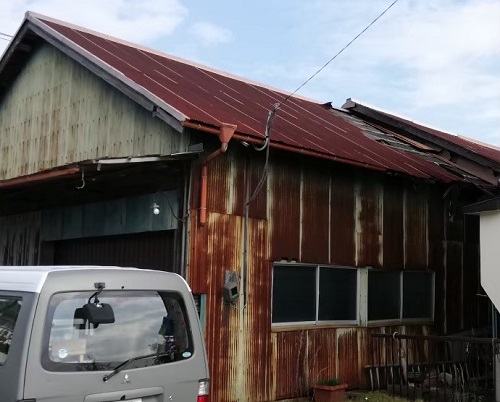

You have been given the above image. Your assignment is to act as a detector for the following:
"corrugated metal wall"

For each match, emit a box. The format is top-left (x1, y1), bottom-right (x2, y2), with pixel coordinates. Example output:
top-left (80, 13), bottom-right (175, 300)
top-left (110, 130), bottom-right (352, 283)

top-left (188, 148), bottom-right (482, 401)
top-left (0, 212), bottom-right (41, 265)
top-left (0, 43), bottom-right (188, 180)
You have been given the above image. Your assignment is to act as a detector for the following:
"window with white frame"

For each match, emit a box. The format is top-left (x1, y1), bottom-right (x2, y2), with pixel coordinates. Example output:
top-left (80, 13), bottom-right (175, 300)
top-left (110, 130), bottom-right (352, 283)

top-left (272, 264), bottom-right (358, 325)
top-left (368, 270), bottom-right (434, 322)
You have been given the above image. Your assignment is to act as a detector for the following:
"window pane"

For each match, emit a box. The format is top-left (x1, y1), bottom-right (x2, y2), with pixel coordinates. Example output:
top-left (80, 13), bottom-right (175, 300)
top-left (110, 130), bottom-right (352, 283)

top-left (43, 291), bottom-right (193, 372)
top-left (403, 271), bottom-right (433, 319)
top-left (0, 297), bottom-right (23, 365)
top-left (319, 267), bottom-right (357, 321)
top-left (368, 271), bottom-right (400, 321)
top-left (272, 265), bottom-right (316, 323)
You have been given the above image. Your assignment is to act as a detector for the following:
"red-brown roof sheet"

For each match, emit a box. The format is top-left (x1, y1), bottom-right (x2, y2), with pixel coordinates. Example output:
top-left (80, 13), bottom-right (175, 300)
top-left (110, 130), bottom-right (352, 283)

top-left (15, 13), bottom-right (494, 183)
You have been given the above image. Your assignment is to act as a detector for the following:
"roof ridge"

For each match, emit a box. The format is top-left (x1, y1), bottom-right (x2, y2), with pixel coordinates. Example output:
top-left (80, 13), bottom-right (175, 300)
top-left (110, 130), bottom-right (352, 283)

top-left (26, 11), bottom-right (319, 104)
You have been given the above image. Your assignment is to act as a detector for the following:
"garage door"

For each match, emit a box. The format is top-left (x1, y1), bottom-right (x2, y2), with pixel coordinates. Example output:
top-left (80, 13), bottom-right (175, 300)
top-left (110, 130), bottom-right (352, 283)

top-left (51, 230), bottom-right (176, 273)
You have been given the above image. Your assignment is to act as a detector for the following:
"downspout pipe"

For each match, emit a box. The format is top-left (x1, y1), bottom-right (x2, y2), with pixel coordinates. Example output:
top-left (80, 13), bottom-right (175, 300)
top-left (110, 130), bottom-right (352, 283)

top-left (199, 122), bottom-right (237, 225)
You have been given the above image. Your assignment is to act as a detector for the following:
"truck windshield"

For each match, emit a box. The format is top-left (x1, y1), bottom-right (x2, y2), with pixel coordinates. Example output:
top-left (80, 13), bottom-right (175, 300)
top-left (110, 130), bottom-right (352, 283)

top-left (42, 290), bottom-right (193, 372)
top-left (0, 297), bottom-right (23, 365)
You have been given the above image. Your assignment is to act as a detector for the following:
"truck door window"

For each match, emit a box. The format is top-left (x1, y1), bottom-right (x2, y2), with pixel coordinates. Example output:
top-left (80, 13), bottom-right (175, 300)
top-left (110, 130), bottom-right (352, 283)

top-left (42, 291), bottom-right (193, 372)
top-left (0, 297), bottom-right (23, 365)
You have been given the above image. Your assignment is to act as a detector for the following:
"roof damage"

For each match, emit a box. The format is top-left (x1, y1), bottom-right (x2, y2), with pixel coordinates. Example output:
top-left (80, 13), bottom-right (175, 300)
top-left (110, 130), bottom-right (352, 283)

top-left (0, 11), bottom-right (499, 190)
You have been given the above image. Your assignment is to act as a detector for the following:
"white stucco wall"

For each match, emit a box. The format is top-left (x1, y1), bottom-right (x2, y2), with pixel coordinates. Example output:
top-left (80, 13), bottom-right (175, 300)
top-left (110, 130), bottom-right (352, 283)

top-left (480, 211), bottom-right (500, 311)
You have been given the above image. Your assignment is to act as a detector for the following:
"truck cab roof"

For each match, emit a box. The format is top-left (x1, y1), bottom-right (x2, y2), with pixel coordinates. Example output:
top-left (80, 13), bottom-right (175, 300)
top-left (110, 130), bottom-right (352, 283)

top-left (0, 266), bottom-right (185, 293)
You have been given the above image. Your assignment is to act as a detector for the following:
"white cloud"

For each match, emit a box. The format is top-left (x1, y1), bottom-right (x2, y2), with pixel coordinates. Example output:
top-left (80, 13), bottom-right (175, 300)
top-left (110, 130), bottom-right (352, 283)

top-left (0, 0), bottom-right (188, 54)
top-left (234, 0), bottom-right (500, 144)
top-left (190, 22), bottom-right (233, 46)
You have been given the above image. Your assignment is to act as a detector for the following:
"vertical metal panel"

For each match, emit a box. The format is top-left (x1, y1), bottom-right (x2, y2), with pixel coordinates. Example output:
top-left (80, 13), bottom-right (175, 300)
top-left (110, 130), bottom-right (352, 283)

top-left (274, 331), bottom-right (309, 399)
top-left (0, 44), bottom-right (187, 181)
top-left (428, 187), bottom-right (446, 332)
top-left (247, 152), bottom-right (267, 220)
top-left (188, 212), bottom-right (243, 401)
top-left (52, 230), bottom-right (176, 272)
top-left (330, 169), bottom-right (355, 265)
top-left (307, 329), bottom-right (338, 385)
top-left (337, 328), bottom-right (360, 388)
top-left (0, 212), bottom-right (41, 265)
top-left (270, 155), bottom-right (301, 261)
top-left (463, 242), bottom-right (481, 328)
top-left (301, 162), bottom-right (330, 263)
top-left (356, 176), bottom-right (383, 267)
top-left (243, 218), bottom-right (271, 401)
top-left (383, 178), bottom-right (404, 268)
top-left (446, 241), bottom-right (463, 333)
top-left (405, 183), bottom-right (428, 269)
top-left (206, 152), bottom-right (232, 215)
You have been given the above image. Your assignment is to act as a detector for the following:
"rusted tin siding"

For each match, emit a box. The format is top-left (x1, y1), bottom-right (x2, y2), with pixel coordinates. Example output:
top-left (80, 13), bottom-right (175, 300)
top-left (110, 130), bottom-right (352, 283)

top-left (383, 178), bottom-right (404, 268)
top-left (0, 43), bottom-right (187, 180)
top-left (273, 331), bottom-right (309, 399)
top-left (189, 212), bottom-right (243, 401)
top-left (337, 328), bottom-right (360, 387)
top-left (405, 183), bottom-right (428, 269)
top-left (356, 175), bottom-right (383, 267)
top-left (301, 161), bottom-right (330, 263)
top-left (188, 146), bottom-right (480, 401)
top-left (270, 154), bottom-right (301, 261)
top-left (446, 241), bottom-right (464, 333)
top-left (243, 218), bottom-right (271, 400)
top-left (331, 168), bottom-right (356, 265)
top-left (0, 212), bottom-right (41, 265)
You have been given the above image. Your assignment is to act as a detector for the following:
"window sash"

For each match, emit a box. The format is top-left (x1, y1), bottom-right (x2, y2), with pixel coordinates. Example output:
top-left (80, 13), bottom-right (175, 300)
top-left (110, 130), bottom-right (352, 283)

top-left (271, 264), bottom-right (359, 326)
top-left (367, 270), bottom-right (435, 323)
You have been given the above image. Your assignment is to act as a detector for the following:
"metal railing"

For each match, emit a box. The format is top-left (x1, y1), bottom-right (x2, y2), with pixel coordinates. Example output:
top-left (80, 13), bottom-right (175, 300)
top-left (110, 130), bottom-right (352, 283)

top-left (369, 333), bottom-right (500, 401)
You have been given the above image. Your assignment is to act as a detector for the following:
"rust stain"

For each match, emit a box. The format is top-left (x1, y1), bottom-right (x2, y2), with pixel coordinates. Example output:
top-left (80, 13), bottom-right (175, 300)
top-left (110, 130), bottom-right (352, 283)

top-left (337, 328), bottom-right (360, 388)
top-left (383, 178), bottom-right (404, 268)
top-left (307, 329), bottom-right (338, 385)
top-left (356, 175), bottom-right (382, 267)
top-left (330, 167), bottom-right (356, 265)
top-left (243, 218), bottom-right (271, 401)
top-left (270, 154), bottom-right (301, 261)
top-left (301, 162), bottom-right (330, 263)
top-left (274, 331), bottom-right (309, 399)
top-left (405, 183), bottom-right (428, 269)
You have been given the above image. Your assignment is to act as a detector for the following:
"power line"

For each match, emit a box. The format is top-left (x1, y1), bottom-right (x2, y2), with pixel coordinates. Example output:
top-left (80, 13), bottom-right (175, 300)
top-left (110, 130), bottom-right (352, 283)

top-left (0, 32), bottom-right (13, 38)
top-left (280, 0), bottom-right (400, 106)
top-left (0, 37), bottom-right (11, 42)
top-left (247, 0), bottom-right (400, 206)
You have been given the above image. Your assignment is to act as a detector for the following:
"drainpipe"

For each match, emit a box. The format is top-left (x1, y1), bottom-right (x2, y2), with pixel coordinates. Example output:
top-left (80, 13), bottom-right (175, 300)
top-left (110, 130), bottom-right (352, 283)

top-left (199, 123), bottom-right (237, 225)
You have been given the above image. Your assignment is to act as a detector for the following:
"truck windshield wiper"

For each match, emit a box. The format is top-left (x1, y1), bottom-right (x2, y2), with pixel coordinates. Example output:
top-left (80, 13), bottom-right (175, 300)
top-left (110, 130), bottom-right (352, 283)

top-left (103, 352), bottom-right (172, 382)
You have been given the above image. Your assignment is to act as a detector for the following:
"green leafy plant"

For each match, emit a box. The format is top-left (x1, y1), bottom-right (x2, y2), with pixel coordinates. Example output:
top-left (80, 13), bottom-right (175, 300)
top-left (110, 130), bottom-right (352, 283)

top-left (317, 378), bottom-right (341, 386)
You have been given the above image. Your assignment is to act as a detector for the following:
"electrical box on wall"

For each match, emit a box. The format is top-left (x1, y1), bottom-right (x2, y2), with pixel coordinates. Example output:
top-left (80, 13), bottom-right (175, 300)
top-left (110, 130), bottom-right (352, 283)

top-left (223, 271), bottom-right (239, 304)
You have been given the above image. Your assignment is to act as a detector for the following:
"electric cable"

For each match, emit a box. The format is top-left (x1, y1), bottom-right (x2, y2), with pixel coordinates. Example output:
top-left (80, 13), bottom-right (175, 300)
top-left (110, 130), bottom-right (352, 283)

top-left (246, 0), bottom-right (400, 206)
top-left (280, 0), bottom-right (400, 106)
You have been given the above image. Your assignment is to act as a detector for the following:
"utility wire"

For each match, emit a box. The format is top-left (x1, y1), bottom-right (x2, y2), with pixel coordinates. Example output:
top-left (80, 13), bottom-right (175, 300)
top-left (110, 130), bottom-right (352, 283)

top-left (0, 37), bottom-right (10, 42)
top-left (280, 0), bottom-right (400, 106)
top-left (246, 0), bottom-right (400, 206)
top-left (0, 32), bottom-right (13, 38)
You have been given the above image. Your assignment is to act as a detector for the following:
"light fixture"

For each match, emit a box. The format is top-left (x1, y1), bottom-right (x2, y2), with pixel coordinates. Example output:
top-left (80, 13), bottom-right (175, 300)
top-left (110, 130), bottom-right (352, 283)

top-left (151, 202), bottom-right (160, 215)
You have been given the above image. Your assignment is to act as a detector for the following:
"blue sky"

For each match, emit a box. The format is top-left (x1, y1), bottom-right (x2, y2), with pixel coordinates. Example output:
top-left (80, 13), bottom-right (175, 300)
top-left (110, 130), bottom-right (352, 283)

top-left (1, 0), bottom-right (499, 146)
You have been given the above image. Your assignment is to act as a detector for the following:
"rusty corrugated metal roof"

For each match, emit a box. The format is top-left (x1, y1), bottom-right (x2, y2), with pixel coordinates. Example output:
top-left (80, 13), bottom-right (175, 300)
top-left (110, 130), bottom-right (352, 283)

top-left (4, 12), bottom-right (494, 184)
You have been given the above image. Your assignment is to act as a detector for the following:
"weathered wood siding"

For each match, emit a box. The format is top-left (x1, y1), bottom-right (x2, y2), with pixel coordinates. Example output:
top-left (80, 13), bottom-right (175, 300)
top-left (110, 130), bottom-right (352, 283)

top-left (0, 43), bottom-right (187, 180)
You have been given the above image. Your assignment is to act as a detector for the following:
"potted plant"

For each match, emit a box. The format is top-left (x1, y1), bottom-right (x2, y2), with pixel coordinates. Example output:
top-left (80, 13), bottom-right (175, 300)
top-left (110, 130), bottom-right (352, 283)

top-left (311, 378), bottom-right (348, 402)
